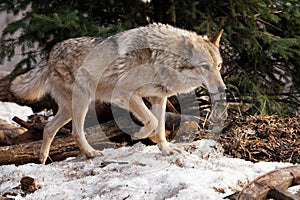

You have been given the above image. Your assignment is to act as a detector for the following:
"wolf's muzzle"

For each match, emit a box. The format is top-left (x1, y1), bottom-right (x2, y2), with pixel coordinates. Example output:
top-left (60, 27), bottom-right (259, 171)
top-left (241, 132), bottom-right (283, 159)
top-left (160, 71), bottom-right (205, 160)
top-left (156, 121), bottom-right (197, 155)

top-left (218, 86), bottom-right (227, 93)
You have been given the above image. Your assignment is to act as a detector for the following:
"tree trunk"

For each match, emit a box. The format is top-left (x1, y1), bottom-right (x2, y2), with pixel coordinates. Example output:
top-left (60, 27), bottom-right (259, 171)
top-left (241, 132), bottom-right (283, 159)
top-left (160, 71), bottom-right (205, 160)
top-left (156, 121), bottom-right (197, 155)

top-left (0, 75), bottom-right (16, 103)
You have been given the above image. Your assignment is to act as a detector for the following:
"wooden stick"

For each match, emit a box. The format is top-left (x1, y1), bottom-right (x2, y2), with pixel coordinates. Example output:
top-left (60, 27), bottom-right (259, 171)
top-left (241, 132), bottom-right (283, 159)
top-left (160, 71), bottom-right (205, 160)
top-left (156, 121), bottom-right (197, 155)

top-left (166, 99), bottom-right (179, 114)
top-left (12, 116), bottom-right (32, 129)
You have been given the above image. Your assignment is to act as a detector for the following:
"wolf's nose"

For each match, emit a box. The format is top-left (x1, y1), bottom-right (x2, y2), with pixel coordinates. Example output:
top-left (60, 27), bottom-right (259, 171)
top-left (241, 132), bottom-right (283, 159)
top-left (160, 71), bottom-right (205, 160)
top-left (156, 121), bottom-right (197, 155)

top-left (218, 86), bottom-right (227, 93)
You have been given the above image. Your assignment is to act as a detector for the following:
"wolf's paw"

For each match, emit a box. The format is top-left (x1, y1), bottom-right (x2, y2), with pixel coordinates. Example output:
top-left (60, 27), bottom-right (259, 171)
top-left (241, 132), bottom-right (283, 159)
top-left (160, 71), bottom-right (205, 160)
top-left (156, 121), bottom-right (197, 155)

top-left (131, 131), bottom-right (150, 140)
top-left (39, 152), bottom-right (48, 165)
top-left (160, 144), bottom-right (182, 156)
top-left (131, 123), bottom-right (157, 140)
top-left (85, 150), bottom-right (103, 158)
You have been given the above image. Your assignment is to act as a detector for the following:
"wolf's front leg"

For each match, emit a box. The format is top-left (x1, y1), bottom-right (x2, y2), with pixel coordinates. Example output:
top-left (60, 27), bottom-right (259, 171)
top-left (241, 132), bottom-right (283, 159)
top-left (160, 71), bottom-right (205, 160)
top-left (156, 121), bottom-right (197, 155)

top-left (149, 97), bottom-right (181, 155)
top-left (72, 121), bottom-right (103, 158)
top-left (71, 91), bottom-right (103, 158)
top-left (129, 95), bottom-right (158, 140)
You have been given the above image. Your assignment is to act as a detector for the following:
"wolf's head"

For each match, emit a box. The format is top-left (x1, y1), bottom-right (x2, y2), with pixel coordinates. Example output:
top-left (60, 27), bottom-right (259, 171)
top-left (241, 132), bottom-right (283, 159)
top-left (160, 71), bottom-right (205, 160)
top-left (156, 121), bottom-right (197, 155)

top-left (182, 30), bottom-right (226, 95)
top-left (183, 30), bottom-right (227, 139)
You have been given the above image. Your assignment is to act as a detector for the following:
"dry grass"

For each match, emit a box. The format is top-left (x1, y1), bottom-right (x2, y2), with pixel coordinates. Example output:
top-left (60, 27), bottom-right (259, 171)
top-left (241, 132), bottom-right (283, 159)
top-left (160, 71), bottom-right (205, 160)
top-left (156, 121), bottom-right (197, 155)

top-left (218, 113), bottom-right (300, 163)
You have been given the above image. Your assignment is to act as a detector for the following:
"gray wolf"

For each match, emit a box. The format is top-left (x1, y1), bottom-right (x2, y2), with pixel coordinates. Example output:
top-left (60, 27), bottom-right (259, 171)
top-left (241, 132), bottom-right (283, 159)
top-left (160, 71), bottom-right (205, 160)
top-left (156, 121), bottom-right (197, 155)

top-left (11, 24), bottom-right (226, 164)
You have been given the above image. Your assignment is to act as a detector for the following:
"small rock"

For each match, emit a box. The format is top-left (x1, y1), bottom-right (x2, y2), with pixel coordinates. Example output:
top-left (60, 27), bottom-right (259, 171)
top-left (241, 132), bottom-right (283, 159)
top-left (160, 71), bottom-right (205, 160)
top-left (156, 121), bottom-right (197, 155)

top-left (20, 176), bottom-right (38, 193)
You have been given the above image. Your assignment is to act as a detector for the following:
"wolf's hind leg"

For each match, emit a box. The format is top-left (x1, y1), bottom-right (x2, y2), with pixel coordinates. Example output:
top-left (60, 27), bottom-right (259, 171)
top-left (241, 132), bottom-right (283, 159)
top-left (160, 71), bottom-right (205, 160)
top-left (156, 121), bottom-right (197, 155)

top-left (39, 106), bottom-right (71, 164)
top-left (129, 95), bottom-right (158, 140)
top-left (149, 97), bottom-right (181, 155)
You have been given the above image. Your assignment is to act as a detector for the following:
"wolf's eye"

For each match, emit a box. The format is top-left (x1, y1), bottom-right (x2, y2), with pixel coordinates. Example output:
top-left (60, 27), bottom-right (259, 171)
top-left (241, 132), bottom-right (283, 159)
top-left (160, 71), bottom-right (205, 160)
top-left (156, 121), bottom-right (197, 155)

top-left (217, 63), bottom-right (222, 71)
top-left (202, 64), bottom-right (210, 70)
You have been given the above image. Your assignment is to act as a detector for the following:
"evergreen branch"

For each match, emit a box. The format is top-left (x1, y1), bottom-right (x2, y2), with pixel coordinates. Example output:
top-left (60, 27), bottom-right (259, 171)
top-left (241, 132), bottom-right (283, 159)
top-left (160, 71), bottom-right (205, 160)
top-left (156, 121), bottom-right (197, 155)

top-left (257, 18), bottom-right (283, 32)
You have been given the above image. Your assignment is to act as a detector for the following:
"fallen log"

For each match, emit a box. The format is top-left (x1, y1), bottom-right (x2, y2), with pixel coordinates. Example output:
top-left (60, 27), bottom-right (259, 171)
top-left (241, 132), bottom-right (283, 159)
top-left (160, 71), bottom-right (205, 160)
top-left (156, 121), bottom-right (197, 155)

top-left (0, 120), bottom-right (27, 145)
top-left (0, 135), bottom-right (77, 165)
top-left (268, 186), bottom-right (300, 200)
top-left (0, 112), bottom-right (201, 165)
top-left (237, 165), bottom-right (300, 200)
top-left (11, 116), bottom-right (69, 144)
top-left (0, 119), bottom-right (125, 165)
top-left (5, 112), bottom-right (200, 146)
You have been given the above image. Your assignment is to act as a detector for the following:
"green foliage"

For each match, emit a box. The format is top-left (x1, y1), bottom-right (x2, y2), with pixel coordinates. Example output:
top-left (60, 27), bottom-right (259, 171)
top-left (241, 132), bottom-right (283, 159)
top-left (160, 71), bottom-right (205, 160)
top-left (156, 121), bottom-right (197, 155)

top-left (0, 0), bottom-right (299, 115)
top-left (0, 0), bottom-right (150, 69)
top-left (175, 0), bottom-right (300, 115)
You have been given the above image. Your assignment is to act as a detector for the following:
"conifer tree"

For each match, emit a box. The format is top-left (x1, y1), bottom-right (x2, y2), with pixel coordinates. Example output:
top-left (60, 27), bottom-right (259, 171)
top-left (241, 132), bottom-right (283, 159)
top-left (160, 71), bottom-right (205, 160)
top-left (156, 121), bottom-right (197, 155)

top-left (0, 0), bottom-right (299, 115)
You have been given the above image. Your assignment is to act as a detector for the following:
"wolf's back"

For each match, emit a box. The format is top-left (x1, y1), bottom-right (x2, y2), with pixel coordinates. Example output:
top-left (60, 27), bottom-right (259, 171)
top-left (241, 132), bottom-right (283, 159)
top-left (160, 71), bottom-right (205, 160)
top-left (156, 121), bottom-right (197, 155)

top-left (11, 61), bottom-right (48, 101)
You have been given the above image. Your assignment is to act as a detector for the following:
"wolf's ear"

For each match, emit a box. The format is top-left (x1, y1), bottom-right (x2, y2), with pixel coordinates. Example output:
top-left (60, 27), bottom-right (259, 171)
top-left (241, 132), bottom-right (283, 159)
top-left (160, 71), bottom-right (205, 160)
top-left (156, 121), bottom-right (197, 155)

top-left (182, 35), bottom-right (191, 45)
top-left (181, 35), bottom-right (193, 57)
top-left (210, 29), bottom-right (224, 48)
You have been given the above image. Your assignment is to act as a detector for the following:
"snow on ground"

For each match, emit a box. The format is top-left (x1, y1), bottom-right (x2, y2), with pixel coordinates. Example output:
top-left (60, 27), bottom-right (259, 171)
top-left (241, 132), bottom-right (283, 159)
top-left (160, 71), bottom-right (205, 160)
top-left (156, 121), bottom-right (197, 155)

top-left (0, 101), bottom-right (295, 199)
top-left (0, 142), bottom-right (293, 200)
top-left (0, 101), bottom-right (33, 124)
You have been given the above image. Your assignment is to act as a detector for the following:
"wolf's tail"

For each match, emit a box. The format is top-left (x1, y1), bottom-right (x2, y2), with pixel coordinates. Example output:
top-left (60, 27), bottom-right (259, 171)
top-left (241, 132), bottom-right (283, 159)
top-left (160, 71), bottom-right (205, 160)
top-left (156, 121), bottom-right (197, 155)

top-left (11, 60), bottom-right (48, 101)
